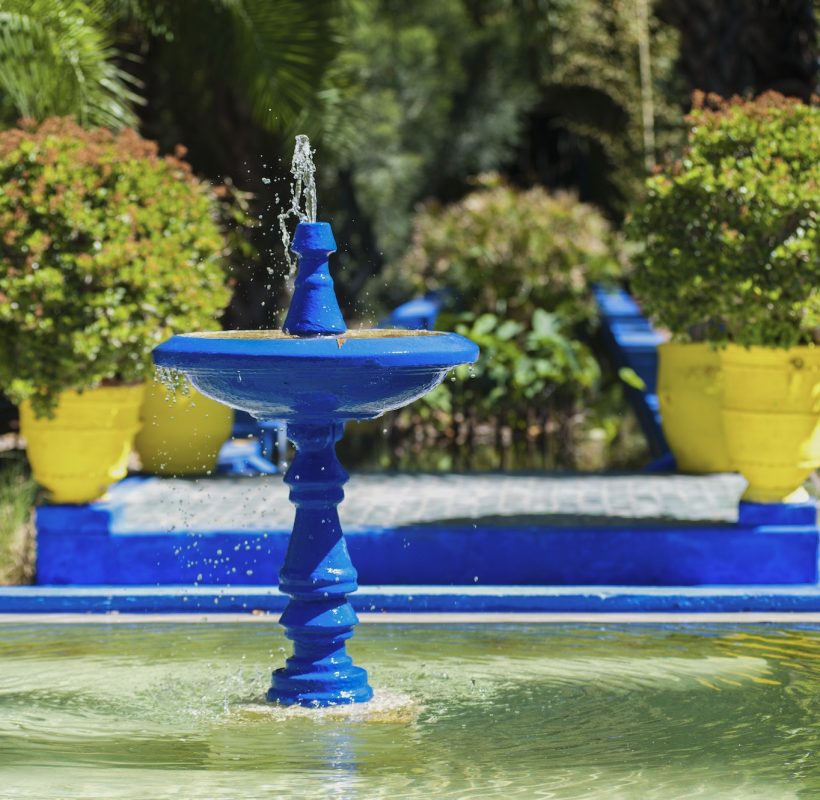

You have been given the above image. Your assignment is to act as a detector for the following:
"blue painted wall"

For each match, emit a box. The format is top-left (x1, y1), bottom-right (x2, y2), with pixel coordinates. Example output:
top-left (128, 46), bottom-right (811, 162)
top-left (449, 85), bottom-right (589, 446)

top-left (36, 505), bottom-right (819, 586)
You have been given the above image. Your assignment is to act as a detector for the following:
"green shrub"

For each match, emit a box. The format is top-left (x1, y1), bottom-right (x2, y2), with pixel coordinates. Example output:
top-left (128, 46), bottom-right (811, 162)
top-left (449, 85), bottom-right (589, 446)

top-left (383, 176), bottom-right (629, 465)
top-left (423, 308), bottom-right (601, 419)
top-left (390, 174), bottom-right (624, 326)
top-left (0, 117), bottom-right (231, 416)
top-left (628, 92), bottom-right (819, 348)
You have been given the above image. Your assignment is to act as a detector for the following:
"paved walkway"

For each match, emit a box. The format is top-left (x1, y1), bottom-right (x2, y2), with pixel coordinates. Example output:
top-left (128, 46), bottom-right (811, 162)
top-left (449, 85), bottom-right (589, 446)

top-left (114, 472), bottom-right (747, 533)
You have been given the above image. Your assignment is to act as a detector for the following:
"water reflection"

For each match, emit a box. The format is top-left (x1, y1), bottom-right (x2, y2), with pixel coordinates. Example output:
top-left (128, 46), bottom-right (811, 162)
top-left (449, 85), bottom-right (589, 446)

top-left (1, 623), bottom-right (820, 798)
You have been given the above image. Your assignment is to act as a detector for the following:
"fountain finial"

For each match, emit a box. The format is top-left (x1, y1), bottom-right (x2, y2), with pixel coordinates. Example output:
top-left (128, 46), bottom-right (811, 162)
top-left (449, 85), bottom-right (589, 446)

top-left (282, 221), bottom-right (346, 336)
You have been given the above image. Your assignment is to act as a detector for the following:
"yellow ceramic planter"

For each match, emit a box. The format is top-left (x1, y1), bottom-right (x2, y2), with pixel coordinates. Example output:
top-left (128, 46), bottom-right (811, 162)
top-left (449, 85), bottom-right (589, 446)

top-left (20, 384), bottom-right (145, 504)
top-left (657, 342), bottom-right (732, 474)
top-left (720, 344), bottom-right (820, 504)
top-left (135, 379), bottom-right (233, 476)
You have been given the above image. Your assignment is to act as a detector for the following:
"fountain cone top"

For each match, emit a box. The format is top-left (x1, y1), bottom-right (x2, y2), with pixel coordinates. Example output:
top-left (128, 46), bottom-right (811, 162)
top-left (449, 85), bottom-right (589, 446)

top-left (153, 220), bottom-right (478, 422)
top-left (283, 222), bottom-right (346, 337)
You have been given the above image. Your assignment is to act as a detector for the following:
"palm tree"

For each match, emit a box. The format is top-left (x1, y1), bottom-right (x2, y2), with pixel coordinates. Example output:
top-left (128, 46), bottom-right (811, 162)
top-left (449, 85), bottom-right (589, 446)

top-left (0, 0), bottom-right (342, 131)
top-left (0, 0), bottom-right (139, 128)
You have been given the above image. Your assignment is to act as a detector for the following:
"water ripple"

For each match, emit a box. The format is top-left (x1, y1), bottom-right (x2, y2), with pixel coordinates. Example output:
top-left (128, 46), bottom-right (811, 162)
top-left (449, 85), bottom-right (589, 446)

top-left (0, 622), bottom-right (819, 798)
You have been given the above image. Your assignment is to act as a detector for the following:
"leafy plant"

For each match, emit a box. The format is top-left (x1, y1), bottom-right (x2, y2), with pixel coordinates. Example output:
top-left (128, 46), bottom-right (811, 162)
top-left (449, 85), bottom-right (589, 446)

top-left (426, 308), bottom-right (600, 417)
top-left (518, 0), bottom-right (684, 213)
top-left (628, 92), bottom-right (819, 348)
top-left (386, 177), bottom-right (627, 464)
top-left (118, 0), bottom-right (342, 135)
top-left (0, 117), bottom-right (231, 416)
top-left (0, 454), bottom-right (36, 585)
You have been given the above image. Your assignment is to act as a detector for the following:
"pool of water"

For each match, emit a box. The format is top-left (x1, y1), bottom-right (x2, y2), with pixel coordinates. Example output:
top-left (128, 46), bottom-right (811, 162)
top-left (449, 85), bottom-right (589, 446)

top-left (2, 622), bottom-right (820, 799)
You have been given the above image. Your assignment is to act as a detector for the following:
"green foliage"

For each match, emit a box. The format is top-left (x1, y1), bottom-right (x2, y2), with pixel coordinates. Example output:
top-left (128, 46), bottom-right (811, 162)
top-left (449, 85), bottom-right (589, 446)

top-left (423, 309), bottom-right (601, 421)
top-left (629, 93), bottom-right (819, 348)
top-left (116, 0), bottom-right (342, 134)
top-left (0, 454), bottom-right (36, 585)
top-left (307, 0), bottom-right (536, 269)
top-left (0, 0), bottom-right (341, 135)
top-left (0, 118), bottom-right (231, 416)
top-left (0, 0), bottom-right (140, 129)
top-left (387, 177), bottom-right (625, 448)
top-left (390, 176), bottom-right (624, 323)
top-left (520, 0), bottom-right (684, 212)
top-left (308, 0), bottom-right (682, 288)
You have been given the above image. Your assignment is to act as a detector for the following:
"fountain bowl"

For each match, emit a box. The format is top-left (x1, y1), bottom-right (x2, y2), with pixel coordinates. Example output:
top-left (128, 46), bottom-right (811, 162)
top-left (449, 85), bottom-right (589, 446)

top-left (154, 329), bottom-right (478, 423)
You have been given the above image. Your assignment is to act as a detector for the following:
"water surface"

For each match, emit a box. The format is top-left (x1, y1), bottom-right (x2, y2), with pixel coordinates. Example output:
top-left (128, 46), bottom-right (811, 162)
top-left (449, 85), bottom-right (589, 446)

top-left (2, 622), bottom-right (819, 798)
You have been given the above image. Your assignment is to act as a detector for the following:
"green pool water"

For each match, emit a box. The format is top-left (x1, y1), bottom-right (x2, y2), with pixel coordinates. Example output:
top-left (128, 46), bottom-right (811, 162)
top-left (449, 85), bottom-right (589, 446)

top-left (2, 621), bottom-right (820, 799)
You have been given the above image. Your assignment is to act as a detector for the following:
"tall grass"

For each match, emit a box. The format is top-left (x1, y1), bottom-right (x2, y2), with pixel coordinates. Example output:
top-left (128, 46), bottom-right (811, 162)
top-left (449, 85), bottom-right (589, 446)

top-left (0, 454), bottom-right (37, 584)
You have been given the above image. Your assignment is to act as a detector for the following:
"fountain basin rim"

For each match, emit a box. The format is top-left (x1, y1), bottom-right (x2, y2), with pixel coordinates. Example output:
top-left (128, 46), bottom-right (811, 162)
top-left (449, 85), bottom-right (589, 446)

top-left (154, 329), bottom-right (479, 371)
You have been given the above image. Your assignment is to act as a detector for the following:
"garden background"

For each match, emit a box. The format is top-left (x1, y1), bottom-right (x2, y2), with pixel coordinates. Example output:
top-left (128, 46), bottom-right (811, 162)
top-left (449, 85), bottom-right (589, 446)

top-left (0, 0), bottom-right (817, 579)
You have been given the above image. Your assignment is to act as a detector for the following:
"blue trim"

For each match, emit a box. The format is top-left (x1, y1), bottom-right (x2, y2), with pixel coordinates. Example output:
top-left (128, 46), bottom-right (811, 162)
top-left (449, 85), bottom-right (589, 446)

top-left (379, 293), bottom-right (443, 331)
top-left (155, 330), bottom-right (478, 370)
top-left (216, 439), bottom-right (278, 475)
top-left (739, 500), bottom-right (818, 527)
top-left (9, 585), bottom-right (820, 614)
top-left (592, 285), bottom-right (669, 459)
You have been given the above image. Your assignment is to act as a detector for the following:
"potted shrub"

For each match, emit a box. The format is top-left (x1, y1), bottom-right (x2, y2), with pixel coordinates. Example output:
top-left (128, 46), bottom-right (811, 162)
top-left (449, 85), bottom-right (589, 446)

top-left (629, 93), bottom-right (818, 500)
top-left (0, 118), bottom-right (231, 502)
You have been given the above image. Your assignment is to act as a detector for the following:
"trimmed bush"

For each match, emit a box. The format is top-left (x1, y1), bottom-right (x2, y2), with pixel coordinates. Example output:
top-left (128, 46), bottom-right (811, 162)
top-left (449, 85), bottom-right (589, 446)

top-left (628, 92), bottom-right (819, 348)
top-left (391, 174), bottom-right (624, 327)
top-left (0, 117), bottom-right (231, 415)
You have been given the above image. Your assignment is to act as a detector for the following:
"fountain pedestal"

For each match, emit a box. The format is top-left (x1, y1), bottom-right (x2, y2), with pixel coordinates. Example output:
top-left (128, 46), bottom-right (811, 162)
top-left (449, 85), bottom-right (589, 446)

top-left (153, 220), bottom-right (478, 707)
top-left (268, 422), bottom-right (372, 705)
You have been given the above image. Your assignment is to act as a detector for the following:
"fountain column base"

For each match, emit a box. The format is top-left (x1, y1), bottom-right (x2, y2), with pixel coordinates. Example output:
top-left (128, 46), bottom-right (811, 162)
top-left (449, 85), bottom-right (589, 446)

top-left (267, 422), bottom-right (373, 707)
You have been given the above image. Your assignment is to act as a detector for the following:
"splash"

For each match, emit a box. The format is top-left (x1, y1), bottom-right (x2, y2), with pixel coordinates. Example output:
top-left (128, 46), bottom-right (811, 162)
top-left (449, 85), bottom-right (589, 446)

top-left (154, 365), bottom-right (189, 401)
top-left (277, 134), bottom-right (318, 275)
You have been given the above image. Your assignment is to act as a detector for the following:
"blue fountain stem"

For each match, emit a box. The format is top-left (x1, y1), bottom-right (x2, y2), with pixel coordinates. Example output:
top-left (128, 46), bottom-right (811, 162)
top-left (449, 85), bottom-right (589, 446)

top-left (268, 421), bottom-right (373, 706)
top-left (283, 222), bottom-right (347, 336)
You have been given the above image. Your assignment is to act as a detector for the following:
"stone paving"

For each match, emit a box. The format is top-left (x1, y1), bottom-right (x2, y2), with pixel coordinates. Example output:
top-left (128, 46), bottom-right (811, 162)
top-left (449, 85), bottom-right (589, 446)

top-left (114, 472), bottom-right (747, 533)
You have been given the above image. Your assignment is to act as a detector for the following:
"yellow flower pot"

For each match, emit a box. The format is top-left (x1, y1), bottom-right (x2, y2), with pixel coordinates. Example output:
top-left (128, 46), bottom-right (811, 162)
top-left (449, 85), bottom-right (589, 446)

top-left (20, 384), bottom-right (145, 504)
top-left (657, 342), bottom-right (732, 474)
top-left (720, 344), bottom-right (820, 504)
top-left (135, 379), bottom-right (233, 476)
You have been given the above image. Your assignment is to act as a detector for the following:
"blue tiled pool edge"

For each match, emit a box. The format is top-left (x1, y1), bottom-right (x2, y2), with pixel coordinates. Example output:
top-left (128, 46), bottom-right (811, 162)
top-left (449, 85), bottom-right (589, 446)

top-left (7, 585), bottom-right (820, 614)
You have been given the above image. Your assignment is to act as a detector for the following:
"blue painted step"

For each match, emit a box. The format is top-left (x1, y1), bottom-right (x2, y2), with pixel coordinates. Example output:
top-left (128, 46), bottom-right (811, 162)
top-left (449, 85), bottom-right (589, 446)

top-left (35, 481), bottom-right (819, 587)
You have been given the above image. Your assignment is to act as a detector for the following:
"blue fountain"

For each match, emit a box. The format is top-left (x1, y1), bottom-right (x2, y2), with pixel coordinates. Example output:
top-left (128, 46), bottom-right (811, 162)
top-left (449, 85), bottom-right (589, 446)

top-left (154, 221), bottom-right (478, 706)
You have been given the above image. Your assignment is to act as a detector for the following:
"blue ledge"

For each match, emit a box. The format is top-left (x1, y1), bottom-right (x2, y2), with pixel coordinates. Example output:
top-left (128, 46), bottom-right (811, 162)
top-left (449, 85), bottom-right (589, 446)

top-left (8, 585), bottom-right (820, 614)
top-left (35, 491), bottom-right (820, 587)
top-left (592, 285), bottom-right (669, 458)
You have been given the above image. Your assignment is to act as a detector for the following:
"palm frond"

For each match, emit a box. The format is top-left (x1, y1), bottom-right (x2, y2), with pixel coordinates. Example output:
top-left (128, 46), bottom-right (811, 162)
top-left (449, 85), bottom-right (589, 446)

top-left (224, 0), bottom-right (340, 129)
top-left (111, 0), bottom-right (341, 132)
top-left (0, 0), bottom-right (141, 129)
